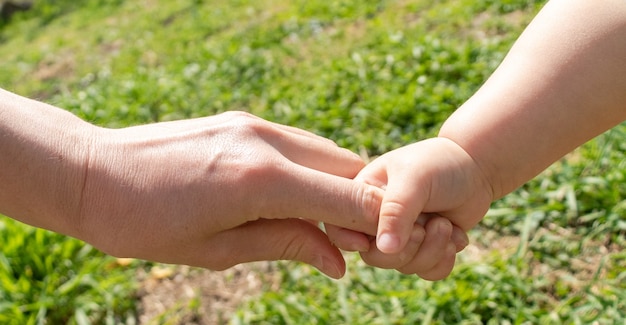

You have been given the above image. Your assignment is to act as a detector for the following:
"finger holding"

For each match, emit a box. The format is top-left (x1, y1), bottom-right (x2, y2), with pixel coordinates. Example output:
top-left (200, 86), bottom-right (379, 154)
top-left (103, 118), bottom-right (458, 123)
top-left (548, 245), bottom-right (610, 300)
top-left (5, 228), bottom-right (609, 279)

top-left (262, 166), bottom-right (383, 235)
top-left (201, 219), bottom-right (347, 279)
top-left (393, 217), bottom-right (454, 273)
top-left (451, 224), bottom-right (470, 252)
top-left (359, 223), bottom-right (425, 269)
top-left (353, 156), bottom-right (389, 189)
top-left (374, 166), bottom-right (430, 254)
top-left (405, 241), bottom-right (457, 281)
top-left (419, 213), bottom-right (469, 253)
top-left (324, 223), bottom-right (371, 252)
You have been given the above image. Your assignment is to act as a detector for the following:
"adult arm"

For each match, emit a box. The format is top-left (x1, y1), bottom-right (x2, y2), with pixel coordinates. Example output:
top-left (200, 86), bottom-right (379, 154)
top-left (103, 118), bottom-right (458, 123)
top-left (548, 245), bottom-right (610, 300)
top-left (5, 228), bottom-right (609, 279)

top-left (0, 87), bottom-right (383, 278)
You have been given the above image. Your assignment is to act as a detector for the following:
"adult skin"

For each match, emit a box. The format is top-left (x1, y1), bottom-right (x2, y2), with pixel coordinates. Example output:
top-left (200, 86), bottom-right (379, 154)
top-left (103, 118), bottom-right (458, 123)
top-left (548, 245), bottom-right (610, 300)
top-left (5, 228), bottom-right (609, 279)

top-left (0, 87), bottom-right (379, 278)
top-left (0, 87), bottom-right (467, 279)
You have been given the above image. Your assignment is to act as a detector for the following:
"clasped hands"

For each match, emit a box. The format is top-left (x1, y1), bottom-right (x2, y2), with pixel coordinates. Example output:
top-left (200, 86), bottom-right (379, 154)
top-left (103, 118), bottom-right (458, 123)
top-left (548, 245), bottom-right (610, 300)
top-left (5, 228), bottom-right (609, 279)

top-left (78, 112), bottom-right (493, 280)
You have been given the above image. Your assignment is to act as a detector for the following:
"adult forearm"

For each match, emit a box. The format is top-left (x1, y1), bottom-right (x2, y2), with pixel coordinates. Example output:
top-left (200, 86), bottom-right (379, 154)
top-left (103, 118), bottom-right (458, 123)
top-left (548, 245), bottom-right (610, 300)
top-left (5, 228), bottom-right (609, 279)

top-left (439, 0), bottom-right (626, 199)
top-left (0, 88), bottom-right (94, 237)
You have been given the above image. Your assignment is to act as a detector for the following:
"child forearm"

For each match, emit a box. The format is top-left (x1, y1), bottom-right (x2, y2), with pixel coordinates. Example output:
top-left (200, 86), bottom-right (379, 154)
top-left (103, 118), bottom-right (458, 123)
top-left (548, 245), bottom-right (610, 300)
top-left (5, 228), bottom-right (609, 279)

top-left (439, 0), bottom-right (626, 199)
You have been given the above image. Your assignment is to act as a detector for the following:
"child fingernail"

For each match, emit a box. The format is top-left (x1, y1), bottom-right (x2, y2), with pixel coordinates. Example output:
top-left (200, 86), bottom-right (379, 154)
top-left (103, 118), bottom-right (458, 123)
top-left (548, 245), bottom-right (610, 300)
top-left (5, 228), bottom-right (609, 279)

top-left (438, 219), bottom-right (452, 236)
top-left (377, 233), bottom-right (399, 253)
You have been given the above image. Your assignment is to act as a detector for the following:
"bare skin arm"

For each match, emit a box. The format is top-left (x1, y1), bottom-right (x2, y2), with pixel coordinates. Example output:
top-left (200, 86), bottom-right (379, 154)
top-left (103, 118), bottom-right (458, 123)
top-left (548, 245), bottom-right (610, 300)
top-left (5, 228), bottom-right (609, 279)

top-left (349, 0), bottom-right (626, 279)
top-left (0, 87), bottom-right (384, 278)
top-left (440, 0), bottom-right (626, 201)
top-left (0, 85), bottom-right (467, 279)
top-left (0, 88), bottom-right (94, 236)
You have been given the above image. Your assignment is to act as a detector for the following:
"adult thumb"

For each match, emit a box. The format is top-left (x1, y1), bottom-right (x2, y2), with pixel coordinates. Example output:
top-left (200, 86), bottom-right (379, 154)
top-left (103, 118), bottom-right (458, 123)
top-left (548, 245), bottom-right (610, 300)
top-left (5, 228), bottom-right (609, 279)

top-left (203, 219), bottom-right (347, 279)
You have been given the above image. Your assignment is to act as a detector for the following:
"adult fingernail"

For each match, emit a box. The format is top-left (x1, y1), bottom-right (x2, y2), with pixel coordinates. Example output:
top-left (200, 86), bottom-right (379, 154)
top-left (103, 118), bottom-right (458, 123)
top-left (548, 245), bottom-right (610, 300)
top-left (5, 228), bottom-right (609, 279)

top-left (313, 255), bottom-right (343, 279)
top-left (377, 233), bottom-right (400, 253)
top-left (352, 241), bottom-right (371, 253)
top-left (338, 241), bottom-right (370, 252)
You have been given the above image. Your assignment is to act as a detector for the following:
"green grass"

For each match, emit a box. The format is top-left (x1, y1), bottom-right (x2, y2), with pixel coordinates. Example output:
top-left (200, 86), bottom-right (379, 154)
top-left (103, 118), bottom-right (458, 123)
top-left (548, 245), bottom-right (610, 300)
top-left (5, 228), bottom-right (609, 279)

top-left (0, 218), bottom-right (139, 324)
top-left (1, 0), bottom-right (625, 323)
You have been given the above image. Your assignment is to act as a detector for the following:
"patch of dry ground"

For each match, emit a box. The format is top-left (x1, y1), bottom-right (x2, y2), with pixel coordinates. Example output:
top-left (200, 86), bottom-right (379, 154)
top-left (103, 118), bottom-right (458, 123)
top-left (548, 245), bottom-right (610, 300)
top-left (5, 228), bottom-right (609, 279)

top-left (135, 230), bottom-right (619, 324)
top-left (134, 220), bottom-right (621, 324)
top-left (136, 261), bottom-right (279, 325)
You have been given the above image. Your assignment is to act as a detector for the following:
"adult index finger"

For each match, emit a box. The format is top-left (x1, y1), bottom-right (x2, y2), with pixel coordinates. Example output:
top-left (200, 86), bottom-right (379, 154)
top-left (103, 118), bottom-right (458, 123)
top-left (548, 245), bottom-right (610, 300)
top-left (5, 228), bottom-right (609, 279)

top-left (260, 164), bottom-right (383, 236)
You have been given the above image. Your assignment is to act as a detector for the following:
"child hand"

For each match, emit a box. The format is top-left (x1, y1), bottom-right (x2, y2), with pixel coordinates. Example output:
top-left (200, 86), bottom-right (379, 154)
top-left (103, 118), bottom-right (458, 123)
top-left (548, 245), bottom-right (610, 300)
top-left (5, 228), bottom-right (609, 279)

top-left (326, 213), bottom-right (468, 280)
top-left (360, 137), bottom-right (493, 254)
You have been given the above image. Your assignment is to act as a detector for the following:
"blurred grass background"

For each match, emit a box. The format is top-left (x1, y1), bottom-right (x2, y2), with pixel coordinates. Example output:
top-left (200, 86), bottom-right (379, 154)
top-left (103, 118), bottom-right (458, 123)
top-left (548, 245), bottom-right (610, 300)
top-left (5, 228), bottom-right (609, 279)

top-left (1, 0), bottom-right (625, 323)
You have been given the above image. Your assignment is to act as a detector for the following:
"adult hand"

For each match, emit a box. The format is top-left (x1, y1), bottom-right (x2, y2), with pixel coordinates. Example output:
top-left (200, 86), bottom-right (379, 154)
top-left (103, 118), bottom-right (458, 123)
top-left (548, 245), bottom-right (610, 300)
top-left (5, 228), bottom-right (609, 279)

top-left (77, 111), bottom-right (383, 278)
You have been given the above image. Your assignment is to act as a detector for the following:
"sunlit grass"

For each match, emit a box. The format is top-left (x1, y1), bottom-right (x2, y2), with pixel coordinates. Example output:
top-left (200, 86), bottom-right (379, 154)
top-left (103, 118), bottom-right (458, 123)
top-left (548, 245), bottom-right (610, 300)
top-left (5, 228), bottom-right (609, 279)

top-left (1, 0), bottom-right (625, 323)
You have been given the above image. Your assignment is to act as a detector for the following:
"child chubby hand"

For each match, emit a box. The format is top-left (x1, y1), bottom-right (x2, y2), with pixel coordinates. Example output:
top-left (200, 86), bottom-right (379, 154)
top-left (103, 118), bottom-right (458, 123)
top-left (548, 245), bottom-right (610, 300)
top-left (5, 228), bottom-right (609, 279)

top-left (327, 212), bottom-right (470, 281)
top-left (328, 0), bottom-right (626, 279)
top-left (325, 138), bottom-right (489, 280)
top-left (353, 139), bottom-right (492, 254)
